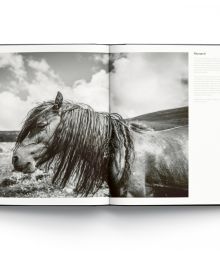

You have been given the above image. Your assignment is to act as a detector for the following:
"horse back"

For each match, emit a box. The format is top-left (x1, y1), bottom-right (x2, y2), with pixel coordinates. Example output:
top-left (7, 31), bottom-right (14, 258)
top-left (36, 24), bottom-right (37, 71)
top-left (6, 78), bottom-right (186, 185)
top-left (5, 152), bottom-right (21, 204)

top-left (134, 125), bottom-right (188, 196)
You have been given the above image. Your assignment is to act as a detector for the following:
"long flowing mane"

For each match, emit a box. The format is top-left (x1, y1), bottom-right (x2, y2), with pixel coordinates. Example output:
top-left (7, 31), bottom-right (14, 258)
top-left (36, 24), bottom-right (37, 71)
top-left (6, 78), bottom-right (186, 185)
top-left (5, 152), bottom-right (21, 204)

top-left (15, 101), bottom-right (134, 196)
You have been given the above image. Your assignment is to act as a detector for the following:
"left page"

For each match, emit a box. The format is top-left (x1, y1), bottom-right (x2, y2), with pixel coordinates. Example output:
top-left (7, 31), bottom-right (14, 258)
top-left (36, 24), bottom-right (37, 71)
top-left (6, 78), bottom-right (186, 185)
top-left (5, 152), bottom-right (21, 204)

top-left (0, 44), bottom-right (110, 205)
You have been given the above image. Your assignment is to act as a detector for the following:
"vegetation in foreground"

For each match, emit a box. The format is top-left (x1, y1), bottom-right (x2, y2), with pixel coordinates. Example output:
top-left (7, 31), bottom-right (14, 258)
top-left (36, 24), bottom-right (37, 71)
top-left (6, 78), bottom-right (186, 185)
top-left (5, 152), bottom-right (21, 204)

top-left (0, 143), bottom-right (108, 198)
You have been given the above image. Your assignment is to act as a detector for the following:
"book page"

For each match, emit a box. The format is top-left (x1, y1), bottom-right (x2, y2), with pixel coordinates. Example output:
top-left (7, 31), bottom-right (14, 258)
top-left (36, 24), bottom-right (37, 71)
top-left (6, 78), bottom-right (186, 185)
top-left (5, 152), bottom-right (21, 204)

top-left (109, 44), bottom-right (220, 205)
top-left (0, 44), bottom-right (110, 205)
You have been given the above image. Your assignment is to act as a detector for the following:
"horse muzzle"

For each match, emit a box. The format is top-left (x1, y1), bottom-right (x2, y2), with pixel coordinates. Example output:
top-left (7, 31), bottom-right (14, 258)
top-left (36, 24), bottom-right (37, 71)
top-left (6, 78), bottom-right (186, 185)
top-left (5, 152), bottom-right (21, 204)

top-left (12, 155), bottom-right (36, 173)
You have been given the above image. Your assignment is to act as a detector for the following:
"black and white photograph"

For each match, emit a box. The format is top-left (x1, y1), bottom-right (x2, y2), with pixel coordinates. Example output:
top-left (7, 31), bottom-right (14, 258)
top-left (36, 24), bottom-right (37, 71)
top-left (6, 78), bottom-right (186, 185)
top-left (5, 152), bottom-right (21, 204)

top-left (0, 49), bottom-right (188, 198)
top-left (0, 51), bottom-right (110, 198)
top-left (110, 52), bottom-right (188, 197)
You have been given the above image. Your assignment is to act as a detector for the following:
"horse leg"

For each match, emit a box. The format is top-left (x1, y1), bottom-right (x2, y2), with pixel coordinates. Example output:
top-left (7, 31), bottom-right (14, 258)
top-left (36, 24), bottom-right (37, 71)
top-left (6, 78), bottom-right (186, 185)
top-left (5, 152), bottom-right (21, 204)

top-left (126, 156), bottom-right (148, 197)
top-left (108, 146), bottom-right (150, 197)
top-left (108, 176), bottom-right (125, 197)
top-left (126, 174), bottom-right (147, 197)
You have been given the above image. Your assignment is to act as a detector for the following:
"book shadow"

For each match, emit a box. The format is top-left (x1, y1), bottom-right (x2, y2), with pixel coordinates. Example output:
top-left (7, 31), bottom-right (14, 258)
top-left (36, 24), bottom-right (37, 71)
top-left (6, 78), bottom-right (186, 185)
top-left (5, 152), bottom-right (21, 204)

top-left (1, 204), bottom-right (219, 219)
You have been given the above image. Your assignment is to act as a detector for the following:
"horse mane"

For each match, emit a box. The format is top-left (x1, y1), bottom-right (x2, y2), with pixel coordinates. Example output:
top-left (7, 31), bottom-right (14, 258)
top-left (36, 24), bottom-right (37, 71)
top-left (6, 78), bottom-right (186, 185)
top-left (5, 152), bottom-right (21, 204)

top-left (15, 100), bottom-right (134, 196)
top-left (128, 121), bottom-right (154, 133)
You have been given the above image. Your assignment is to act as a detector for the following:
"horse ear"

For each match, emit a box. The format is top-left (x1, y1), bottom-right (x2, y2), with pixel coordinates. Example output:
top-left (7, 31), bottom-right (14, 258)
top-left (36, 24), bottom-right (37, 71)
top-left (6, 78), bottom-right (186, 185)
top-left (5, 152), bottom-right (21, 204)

top-left (54, 91), bottom-right (63, 110)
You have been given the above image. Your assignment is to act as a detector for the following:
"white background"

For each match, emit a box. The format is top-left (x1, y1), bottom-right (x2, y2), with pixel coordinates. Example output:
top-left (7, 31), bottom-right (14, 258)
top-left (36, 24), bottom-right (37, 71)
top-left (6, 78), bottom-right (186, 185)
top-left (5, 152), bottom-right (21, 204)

top-left (1, 0), bottom-right (220, 279)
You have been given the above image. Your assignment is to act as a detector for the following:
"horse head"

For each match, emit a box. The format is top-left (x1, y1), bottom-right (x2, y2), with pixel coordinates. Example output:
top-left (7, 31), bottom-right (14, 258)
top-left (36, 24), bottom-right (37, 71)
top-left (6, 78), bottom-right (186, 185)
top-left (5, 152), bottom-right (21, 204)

top-left (11, 91), bottom-right (120, 196)
top-left (12, 91), bottom-right (63, 173)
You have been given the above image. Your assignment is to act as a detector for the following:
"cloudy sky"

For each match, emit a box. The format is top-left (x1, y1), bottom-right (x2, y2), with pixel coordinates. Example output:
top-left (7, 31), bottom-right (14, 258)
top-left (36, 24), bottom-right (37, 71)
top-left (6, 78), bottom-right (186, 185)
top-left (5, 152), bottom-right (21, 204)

top-left (0, 51), bottom-right (188, 130)
top-left (110, 52), bottom-right (188, 118)
top-left (0, 52), bottom-right (109, 130)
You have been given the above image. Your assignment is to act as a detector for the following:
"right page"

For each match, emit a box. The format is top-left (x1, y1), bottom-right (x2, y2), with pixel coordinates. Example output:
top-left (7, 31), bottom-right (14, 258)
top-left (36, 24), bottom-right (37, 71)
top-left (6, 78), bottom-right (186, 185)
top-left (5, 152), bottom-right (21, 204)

top-left (109, 44), bottom-right (220, 205)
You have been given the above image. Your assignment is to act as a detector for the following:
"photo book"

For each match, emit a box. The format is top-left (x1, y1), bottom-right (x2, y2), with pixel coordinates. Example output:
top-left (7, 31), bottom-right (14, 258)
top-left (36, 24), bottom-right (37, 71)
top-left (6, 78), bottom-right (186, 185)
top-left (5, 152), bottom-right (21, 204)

top-left (0, 44), bottom-right (219, 205)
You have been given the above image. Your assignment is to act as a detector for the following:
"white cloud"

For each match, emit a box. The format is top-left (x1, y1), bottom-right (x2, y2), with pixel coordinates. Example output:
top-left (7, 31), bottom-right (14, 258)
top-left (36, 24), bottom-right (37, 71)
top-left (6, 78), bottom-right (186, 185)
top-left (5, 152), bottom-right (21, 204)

top-left (0, 53), bottom-right (26, 81)
top-left (0, 54), bottom-right (109, 130)
top-left (71, 70), bottom-right (109, 112)
top-left (28, 59), bottom-right (50, 72)
top-left (0, 91), bottom-right (30, 130)
top-left (110, 53), bottom-right (188, 118)
top-left (94, 54), bottom-right (109, 65)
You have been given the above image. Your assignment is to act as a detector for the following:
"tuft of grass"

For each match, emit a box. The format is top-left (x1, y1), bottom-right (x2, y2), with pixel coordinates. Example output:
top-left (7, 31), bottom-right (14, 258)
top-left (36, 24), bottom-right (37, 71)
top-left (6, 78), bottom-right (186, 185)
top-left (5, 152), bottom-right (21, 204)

top-left (0, 142), bottom-right (109, 198)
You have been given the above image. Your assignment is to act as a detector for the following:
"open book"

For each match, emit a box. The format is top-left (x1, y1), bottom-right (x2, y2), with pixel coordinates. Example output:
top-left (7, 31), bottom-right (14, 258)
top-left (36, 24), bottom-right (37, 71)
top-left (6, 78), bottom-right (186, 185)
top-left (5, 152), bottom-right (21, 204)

top-left (0, 44), bottom-right (218, 205)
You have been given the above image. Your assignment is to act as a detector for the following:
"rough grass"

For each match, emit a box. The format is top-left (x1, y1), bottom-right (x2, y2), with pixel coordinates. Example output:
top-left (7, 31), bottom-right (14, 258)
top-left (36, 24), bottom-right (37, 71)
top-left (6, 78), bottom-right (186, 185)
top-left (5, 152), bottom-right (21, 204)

top-left (0, 143), bottom-right (109, 198)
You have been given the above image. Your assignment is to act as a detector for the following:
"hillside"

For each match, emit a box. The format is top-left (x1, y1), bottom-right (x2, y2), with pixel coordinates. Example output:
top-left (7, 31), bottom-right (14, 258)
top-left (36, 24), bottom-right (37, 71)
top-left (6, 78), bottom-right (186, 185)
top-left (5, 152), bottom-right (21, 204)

top-left (0, 107), bottom-right (188, 142)
top-left (128, 106), bottom-right (188, 131)
top-left (0, 131), bottom-right (19, 142)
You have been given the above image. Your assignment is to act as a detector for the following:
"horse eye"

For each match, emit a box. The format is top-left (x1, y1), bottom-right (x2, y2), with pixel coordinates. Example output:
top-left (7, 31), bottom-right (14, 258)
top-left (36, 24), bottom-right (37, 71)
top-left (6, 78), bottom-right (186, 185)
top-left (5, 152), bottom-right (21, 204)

top-left (37, 122), bottom-right (47, 128)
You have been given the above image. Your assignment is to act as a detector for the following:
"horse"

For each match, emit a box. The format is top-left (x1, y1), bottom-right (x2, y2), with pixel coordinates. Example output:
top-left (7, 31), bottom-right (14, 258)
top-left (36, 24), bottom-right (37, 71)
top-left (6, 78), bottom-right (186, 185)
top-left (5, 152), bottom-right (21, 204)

top-left (12, 91), bottom-right (188, 197)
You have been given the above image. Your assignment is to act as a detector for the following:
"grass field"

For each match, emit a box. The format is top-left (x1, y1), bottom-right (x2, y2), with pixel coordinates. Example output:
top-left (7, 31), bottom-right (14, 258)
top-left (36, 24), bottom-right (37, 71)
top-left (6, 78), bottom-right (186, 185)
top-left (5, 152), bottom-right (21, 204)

top-left (0, 142), bottom-right (108, 198)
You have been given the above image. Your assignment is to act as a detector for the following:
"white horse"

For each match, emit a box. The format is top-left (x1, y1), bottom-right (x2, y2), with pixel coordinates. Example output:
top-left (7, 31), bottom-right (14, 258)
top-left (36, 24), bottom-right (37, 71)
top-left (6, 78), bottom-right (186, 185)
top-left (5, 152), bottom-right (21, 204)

top-left (12, 92), bottom-right (188, 197)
